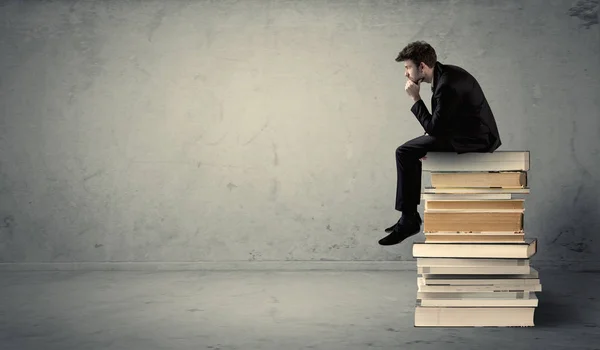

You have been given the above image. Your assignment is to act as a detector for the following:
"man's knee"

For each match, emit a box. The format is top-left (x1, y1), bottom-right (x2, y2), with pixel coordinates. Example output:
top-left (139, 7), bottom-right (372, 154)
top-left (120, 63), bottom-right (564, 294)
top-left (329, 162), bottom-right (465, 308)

top-left (396, 135), bottom-right (434, 160)
top-left (396, 143), bottom-right (421, 163)
top-left (395, 143), bottom-right (409, 155)
top-left (396, 136), bottom-right (424, 154)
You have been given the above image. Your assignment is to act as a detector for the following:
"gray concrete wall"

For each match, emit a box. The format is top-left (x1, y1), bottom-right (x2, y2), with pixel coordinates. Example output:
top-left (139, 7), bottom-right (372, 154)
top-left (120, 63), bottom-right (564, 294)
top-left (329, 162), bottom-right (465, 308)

top-left (0, 0), bottom-right (598, 266)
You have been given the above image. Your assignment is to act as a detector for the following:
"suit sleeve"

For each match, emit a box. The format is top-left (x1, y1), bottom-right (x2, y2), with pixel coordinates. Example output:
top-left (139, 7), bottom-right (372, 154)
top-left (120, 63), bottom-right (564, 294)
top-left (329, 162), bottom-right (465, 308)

top-left (410, 85), bottom-right (460, 137)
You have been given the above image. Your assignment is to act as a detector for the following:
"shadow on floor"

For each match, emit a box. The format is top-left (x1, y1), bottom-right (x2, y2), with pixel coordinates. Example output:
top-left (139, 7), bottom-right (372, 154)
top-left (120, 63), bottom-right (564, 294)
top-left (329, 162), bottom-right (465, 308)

top-left (534, 270), bottom-right (600, 329)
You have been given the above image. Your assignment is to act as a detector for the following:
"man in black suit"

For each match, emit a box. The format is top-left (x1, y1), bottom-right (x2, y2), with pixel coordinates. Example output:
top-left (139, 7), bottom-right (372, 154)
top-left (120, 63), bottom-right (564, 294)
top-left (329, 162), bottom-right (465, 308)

top-left (379, 41), bottom-right (502, 246)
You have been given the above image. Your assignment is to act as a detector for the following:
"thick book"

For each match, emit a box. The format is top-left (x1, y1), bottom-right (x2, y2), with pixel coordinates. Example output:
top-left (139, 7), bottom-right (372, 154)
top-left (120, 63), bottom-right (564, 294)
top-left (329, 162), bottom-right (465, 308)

top-left (423, 210), bottom-right (524, 233)
top-left (414, 306), bottom-right (536, 327)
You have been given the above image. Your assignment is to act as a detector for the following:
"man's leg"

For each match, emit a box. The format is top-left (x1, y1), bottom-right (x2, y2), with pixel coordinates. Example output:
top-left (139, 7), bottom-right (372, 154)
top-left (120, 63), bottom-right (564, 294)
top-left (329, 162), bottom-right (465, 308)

top-left (395, 135), bottom-right (454, 212)
top-left (380, 134), bottom-right (454, 245)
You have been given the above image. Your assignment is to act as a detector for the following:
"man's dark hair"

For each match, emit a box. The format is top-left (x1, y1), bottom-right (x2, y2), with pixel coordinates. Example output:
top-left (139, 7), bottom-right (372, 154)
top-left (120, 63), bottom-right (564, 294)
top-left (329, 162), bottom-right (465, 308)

top-left (395, 41), bottom-right (437, 68)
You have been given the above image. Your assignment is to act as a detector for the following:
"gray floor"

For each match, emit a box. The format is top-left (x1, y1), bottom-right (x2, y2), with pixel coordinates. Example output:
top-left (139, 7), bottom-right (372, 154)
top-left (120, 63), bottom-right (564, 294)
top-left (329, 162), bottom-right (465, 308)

top-left (1, 268), bottom-right (599, 350)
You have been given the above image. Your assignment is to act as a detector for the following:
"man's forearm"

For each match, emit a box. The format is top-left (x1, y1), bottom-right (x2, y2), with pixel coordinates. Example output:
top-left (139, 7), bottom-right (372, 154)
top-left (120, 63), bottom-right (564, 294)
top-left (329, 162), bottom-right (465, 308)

top-left (411, 99), bottom-right (433, 134)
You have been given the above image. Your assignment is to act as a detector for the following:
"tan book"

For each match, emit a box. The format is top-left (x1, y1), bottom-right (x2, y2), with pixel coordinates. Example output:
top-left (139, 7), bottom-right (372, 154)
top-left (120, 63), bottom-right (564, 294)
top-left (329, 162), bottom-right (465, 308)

top-left (412, 239), bottom-right (537, 258)
top-left (430, 171), bottom-right (527, 188)
top-left (421, 151), bottom-right (530, 172)
top-left (425, 199), bottom-right (524, 210)
top-left (421, 193), bottom-right (513, 200)
top-left (414, 306), bottom-right (535, 327)
top-left (423, 211), bottom-right (524, 232)
top-left (422, 231), bottom-right (525, 236)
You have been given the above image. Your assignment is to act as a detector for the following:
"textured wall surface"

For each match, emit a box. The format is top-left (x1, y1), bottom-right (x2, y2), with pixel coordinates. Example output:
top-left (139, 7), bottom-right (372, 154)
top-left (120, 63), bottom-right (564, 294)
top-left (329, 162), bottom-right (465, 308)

top-left (0, 0), bottom-right (598, 265)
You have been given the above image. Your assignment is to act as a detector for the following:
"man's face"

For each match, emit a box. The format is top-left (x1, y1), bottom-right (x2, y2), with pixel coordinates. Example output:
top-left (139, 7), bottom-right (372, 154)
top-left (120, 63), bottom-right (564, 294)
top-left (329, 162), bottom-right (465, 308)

top-left (404, 60), bottom-right (423, 84)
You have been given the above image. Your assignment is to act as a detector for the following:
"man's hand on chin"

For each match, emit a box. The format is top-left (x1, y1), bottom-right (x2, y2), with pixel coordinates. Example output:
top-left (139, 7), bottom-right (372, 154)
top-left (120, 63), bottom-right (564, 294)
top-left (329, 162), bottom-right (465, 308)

top-left (405, 78), bottom-right (422, 103)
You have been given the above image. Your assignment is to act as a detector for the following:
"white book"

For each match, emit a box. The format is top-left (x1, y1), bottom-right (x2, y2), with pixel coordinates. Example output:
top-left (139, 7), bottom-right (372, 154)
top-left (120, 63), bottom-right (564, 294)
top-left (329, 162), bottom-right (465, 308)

top-left (412, 239), bottom-right (537, 258)
top-left (417, 258), bottom-right (529, 267)
top-left (417, 278), bottom-right (542, 293)
top-left (416, 292), bottom-right (538, 307)
top-left (421, 270), bottom-right (540, 284)
top-left (417, 265), bottom-right (533, 275)
top-left (423, 187), bottom-right (530, 194)
top-left (421, 151), bottom-right (530, 172)
top-left (417, 258), bottom-right (532, 275)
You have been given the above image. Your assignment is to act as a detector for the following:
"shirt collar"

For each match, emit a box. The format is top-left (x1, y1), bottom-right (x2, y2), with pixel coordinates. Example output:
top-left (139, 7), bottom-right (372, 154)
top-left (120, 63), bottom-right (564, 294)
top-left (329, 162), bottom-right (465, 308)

top-left (431, 61), bottom-right (442, 92)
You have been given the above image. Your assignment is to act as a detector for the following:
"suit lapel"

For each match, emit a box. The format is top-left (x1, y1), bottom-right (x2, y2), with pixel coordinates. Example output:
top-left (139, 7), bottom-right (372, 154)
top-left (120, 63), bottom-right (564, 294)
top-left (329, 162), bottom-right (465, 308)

top-left (430, 61), bottom-right (443, 112)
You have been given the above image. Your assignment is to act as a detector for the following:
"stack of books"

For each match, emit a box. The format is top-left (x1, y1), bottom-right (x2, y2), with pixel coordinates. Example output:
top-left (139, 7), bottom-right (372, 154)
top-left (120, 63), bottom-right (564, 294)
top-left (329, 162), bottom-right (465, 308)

top-left (412, 151), bottom-right (541, 327)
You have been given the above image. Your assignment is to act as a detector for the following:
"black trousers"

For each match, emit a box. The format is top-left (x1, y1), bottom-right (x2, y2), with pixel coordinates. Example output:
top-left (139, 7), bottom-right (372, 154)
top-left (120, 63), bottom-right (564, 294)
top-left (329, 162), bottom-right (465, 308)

top-left (395, 134), bottom-right (455, 211)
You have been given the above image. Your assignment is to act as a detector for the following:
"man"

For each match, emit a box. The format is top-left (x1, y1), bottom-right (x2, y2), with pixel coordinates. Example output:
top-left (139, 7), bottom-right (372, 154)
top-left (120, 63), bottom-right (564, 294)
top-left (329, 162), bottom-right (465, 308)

top-left (378, 41), bottom-right (502, 246)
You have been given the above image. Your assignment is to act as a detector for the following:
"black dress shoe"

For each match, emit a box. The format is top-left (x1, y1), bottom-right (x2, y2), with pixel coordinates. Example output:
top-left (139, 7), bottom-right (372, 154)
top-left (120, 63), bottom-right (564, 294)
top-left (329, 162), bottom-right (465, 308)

top-left (384, 222), bottom-right (397, 233)
top-left (384, 211), bottom-right (422, 233)
top-left (379, 212), bottom-right (422, 246)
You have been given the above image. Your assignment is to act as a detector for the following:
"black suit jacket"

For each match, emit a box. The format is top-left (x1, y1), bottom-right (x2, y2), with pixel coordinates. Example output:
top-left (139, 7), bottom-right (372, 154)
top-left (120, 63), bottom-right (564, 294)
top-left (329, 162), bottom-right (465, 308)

top-left (410, 61), bottom-right (501, 153)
